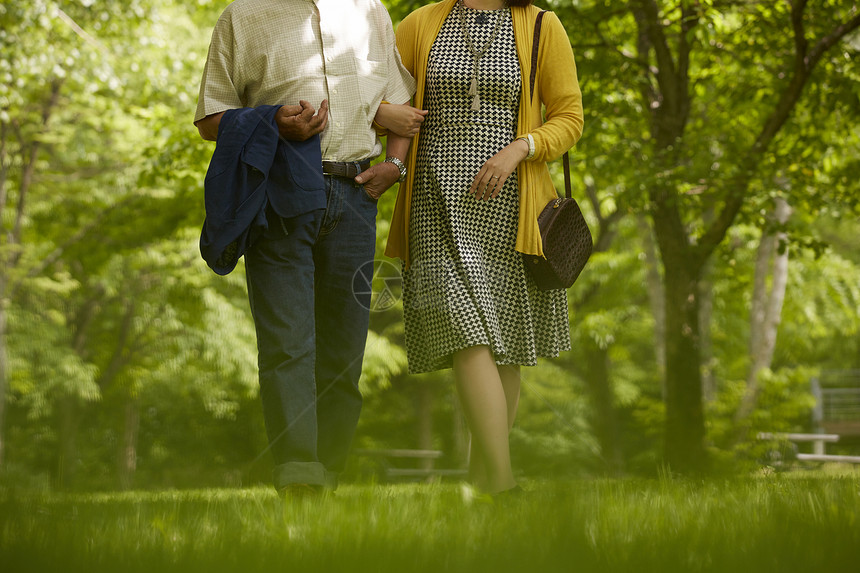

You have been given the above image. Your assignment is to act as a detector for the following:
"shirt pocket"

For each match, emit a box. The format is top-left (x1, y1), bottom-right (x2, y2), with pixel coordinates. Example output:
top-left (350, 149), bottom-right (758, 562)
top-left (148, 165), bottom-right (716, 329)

top-left (355, 57), bottom-right (387, 114)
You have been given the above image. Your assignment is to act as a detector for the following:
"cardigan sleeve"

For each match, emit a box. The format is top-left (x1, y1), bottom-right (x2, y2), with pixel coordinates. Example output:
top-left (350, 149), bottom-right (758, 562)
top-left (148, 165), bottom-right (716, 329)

top-left (529, 11), bottom-right (584, 162)
top-left (395, 12), bottom-right (420, 80)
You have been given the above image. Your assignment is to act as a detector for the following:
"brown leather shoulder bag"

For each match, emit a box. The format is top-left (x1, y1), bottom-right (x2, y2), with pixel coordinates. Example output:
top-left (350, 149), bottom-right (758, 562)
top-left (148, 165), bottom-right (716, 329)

top-left (523, 11), bottom-right (593, 291)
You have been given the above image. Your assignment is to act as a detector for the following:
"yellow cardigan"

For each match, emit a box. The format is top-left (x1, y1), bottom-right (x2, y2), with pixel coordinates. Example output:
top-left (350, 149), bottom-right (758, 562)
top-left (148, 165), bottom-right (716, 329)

top-left (384, 0), bottom-right (584, 265)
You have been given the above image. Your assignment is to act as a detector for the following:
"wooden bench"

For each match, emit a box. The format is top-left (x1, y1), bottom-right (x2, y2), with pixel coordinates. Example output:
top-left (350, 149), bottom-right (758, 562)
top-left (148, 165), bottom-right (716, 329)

top-left (352, 448), bottom-right (468, 482)
top-left (794, 453), bottom-right (860, 464)
top-left (757, 432), bottom-right (840, 455)
top-left (757, 432), bottom-right (860, 465)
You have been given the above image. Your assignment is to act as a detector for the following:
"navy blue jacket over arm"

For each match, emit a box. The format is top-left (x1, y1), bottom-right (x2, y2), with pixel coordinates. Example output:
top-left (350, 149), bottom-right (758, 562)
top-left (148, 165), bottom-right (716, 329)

top-left (199, 105), bottom-right (326, 275)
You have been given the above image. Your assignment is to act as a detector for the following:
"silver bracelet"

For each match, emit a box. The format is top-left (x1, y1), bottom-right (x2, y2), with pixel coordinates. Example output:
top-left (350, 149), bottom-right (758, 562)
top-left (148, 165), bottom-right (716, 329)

top-left (384, 156), bottom-right (407, 182)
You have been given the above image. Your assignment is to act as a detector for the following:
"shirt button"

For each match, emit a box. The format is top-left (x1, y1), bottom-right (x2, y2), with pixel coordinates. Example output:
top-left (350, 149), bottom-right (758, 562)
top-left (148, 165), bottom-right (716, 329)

top-left (332, 89), bottom-right (338, 94)
top-left (335, 122), bottom-right (342, 128)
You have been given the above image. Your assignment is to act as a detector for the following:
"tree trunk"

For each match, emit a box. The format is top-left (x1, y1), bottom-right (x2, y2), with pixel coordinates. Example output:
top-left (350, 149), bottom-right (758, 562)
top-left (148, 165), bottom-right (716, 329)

top-left (118, 395), bottom-right (140, 491)
top-left (647, 169), bottom-right (709, 472)
top-left (638, 217), bottom-right (666, 389)
top-left (56, 394), bottom-right (81, 489)
top-left (0, 122), bottom-right (7, 467)
top-left (53, 291), bottom-right (103, 487)
top-left (415, 382), bottom-right (434, 472)
top-left (699, 266), bottom-right (717, 403)
top-left (582, 343), bottom-right (625, 475)
top-left (0, 302), bottom-right (7, 468)
top-left (450, 385), bottom-right (469, 469)
top-left (734, 197), bottom-right (792, 434)
top-left (662, 258), bottom-right (707, 473)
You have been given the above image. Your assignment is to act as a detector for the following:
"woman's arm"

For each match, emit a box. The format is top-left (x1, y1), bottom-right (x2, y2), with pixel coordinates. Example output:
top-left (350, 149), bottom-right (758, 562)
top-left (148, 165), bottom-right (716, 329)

top-left (374, 102), bottom-right (428, 138)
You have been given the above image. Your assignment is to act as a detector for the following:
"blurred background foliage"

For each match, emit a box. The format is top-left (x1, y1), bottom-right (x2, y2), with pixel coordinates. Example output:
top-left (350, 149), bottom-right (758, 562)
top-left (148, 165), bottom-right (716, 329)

top-left (0, 0), bottom-right (858, 490)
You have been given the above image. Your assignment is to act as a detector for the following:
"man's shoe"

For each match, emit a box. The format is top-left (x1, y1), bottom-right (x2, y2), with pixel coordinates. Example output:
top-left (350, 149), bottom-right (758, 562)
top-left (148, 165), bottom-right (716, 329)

top-left (277, 483), bottom-right (324, 501)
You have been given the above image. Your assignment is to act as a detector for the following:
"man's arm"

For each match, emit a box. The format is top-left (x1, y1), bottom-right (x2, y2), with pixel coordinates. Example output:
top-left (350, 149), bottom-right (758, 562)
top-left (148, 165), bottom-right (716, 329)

top-left (196, 112), bottom-right (225, 141)
top-left (195, 101), bottom-right (330, 142)
top-left (356, 129), bottom-right (411, 200)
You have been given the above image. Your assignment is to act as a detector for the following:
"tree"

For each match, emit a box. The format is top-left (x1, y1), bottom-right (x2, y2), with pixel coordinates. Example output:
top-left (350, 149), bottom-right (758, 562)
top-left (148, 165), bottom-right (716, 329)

top-left (562, 0), bottom-right (860, 472)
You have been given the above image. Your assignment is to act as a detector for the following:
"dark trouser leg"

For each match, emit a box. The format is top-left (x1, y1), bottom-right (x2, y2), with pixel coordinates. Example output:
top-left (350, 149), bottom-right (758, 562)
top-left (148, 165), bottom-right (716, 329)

top-left (245, 208), bottom-right (327, 489)
top-left (313, 175), bottom-right (377, 476)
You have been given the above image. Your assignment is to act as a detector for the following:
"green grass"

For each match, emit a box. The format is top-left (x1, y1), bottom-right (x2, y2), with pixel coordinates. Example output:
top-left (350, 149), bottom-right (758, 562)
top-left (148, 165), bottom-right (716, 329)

top-left (1, 472), bottom-right (859, 572)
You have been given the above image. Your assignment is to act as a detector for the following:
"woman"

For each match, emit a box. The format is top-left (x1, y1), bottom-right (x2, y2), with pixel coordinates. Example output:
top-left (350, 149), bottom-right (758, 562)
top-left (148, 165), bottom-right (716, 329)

top-left (382, 0), bottom-right (583, 495)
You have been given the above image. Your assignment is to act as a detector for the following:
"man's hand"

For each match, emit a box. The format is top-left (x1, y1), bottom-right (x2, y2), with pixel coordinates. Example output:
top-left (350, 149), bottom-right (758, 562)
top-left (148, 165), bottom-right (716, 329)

top-left (374, 103), bottom-right (428, 138)
top-left (276, 100), bottom-right (329, 141)
top-left (355, 161), bottom-right (401, 200)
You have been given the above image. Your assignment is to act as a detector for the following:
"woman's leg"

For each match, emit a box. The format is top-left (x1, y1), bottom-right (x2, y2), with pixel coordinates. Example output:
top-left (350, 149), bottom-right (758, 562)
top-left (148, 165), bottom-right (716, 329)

top-left (453, 345), bottom-right (517, 494)
top-left (467, 363), bottom-right (521, 490)
top-left (498, 364), bottom-right (521, 430)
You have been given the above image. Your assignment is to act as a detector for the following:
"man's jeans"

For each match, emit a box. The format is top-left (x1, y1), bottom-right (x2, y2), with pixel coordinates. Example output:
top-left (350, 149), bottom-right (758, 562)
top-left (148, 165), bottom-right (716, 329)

top-left (244, 174), bottom-right (377, 490)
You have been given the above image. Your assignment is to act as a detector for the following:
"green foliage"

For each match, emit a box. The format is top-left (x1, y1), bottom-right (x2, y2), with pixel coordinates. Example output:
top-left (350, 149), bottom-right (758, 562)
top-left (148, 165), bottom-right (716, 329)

top-left (360, 330), bottom-right (408, 394)
top-left (512, 360), bottom-right (597, 477)
top-left (0, 0), bottom-right (263, 489)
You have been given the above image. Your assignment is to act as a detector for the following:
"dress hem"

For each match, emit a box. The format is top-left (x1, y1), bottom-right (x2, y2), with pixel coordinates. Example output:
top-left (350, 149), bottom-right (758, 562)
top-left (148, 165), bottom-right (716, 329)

top-left (406, 343), bottom-right (572, 375)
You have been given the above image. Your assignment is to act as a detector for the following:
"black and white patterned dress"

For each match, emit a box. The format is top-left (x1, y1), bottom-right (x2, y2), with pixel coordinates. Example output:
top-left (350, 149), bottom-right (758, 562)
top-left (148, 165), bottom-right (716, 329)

top-left (403, 6), bottom-right (570, 374)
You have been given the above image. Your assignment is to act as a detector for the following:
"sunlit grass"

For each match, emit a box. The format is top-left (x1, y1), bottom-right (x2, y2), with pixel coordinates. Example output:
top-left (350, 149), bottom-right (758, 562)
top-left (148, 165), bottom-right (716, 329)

top-left (1, 471), bottom-right (859, 572)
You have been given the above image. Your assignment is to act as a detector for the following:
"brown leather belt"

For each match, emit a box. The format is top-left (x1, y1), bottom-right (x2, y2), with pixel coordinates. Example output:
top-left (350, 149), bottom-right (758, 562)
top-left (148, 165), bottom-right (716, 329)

top-left (322, 160), bottom-right (371, 179)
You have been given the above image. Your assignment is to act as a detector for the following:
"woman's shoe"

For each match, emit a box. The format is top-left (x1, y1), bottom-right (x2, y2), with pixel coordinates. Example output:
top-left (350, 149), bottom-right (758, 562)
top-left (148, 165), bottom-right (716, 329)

top-left (491, 484), bottom-right (523, 499)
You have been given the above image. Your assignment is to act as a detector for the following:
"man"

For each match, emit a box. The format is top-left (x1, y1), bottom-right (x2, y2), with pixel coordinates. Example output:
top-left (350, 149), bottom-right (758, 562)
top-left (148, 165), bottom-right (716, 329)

top-left (194, 0), bottom-right (416, 496)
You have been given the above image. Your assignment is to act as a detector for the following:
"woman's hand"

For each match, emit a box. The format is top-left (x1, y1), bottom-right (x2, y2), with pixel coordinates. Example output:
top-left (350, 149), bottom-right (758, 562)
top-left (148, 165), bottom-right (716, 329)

top-left (470, 138), bottom-right (530, 201)
top-left (374, 103), bottom-right (428, 138)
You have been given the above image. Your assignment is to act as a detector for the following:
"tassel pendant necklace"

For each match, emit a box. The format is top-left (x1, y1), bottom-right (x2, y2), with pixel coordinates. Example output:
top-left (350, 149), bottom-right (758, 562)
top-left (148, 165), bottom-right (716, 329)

top-left (457, 0), bottom-right (504, 112)
top-left (468, 56), bottom-right (481, 111)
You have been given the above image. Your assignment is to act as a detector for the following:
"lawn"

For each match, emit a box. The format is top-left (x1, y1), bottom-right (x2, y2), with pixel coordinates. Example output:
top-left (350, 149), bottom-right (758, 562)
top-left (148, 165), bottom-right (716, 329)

top-left (1, 470), bottom-right (859, 572)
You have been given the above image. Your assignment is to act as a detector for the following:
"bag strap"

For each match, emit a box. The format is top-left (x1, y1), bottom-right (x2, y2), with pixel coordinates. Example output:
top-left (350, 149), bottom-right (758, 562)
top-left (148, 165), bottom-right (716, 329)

top-left (529, 11), bottom-right (546, 102)
top-left (530, 10), bottom-right (572, 200)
